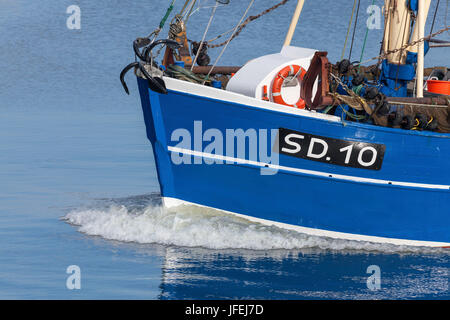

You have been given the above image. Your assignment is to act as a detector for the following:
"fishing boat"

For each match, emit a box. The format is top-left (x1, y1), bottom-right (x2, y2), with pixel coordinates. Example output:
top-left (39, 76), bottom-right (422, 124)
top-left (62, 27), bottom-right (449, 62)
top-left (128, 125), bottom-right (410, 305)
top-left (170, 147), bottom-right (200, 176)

top-left (120, 0), bottom-right (450, 247)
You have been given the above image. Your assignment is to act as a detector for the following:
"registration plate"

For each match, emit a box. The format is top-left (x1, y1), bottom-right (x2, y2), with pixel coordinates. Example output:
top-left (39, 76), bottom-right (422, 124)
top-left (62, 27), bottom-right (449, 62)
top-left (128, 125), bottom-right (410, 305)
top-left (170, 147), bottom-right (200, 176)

top-left (277, 127), bottom-right (385, 170)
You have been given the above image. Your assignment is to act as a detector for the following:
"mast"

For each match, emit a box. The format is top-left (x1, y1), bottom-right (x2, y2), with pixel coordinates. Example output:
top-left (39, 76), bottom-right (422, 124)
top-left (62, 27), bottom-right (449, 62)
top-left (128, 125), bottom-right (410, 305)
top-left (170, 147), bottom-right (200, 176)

top-left (283, 0), bottom-right (305, 47)
top-left (416, 0), bottom-right (428, 97)
top-left (383, 0), bottom-right (411, 64)
top-left (380, 0), bottom-right (431, 98)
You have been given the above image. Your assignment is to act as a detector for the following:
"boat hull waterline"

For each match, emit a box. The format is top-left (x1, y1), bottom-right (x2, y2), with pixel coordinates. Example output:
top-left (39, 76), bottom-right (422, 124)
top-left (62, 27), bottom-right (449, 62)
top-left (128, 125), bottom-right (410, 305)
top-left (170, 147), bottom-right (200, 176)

top-left (137, 77), bottom-right (450, 248)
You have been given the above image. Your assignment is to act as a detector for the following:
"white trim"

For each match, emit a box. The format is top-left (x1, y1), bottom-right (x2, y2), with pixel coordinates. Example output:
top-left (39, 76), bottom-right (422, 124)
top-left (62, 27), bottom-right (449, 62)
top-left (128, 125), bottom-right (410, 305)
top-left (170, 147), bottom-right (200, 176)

top-left (163, 76), bottom-right (340, 123)
top-left (162, 196), bottom-right (450, 248)
top-left (168, 146), bottom-right (450, 191)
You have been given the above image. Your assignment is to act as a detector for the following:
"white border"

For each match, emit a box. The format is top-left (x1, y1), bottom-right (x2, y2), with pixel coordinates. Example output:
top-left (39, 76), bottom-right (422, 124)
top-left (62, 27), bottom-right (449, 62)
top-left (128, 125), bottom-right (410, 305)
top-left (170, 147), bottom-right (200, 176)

top-left (164, 76), bottom-right (340, 122)
top-left (162, 78), bottom-right (449, 248)
top-left (168, 146), bottom-right (450, 190)
top-left (162, 196), bottom-right (450, 248)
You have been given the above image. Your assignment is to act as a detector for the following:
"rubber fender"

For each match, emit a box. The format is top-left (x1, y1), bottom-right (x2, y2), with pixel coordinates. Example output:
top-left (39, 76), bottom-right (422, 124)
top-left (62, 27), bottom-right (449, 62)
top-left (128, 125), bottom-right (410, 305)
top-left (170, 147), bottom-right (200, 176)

top-left (401, 115), bottom-right (415, 130)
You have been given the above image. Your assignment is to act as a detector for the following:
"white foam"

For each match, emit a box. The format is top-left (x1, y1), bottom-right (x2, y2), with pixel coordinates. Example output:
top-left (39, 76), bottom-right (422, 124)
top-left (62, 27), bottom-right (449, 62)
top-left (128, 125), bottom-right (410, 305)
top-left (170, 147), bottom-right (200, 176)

top-left (63, 202), bottom-right (440, 253)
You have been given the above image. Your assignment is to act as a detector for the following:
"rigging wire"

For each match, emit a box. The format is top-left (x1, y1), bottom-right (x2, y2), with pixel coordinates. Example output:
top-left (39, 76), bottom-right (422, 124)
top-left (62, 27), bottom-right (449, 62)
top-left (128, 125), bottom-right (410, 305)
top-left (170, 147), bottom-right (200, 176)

top-left (202, 0), bottom-right (256, 84)
top-left (183, 0), bottom-right (198, 24)
top-left (359, 0), bottom-right (376, 64)
top-left (146, 0), bottom-right (176, 43)
top-left (205, 0), bottom-right (289, 48)
top-left (190, 1), bottom-right (219, 70)
top-left (429, 0), bottom-right (441, 34)
top-left (446, 0), bottom-right (450, 36)
top-left (348, 0), bottom-right (361, 61)
top-left (341, 0), bottom-right (358, 61)
top-left (357, 25), bottom-right (450, 66)
top-left (179, 0), bottom-right (191, 16)
top-left (186, 0), bottom-right (222, 21)
top-left (160, 0), bottom-right (176, 30)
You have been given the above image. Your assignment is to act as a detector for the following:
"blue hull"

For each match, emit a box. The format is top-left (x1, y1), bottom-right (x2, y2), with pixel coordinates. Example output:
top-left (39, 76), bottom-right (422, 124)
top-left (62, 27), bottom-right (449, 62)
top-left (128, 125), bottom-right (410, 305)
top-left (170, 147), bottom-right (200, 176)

top-left (137, 77), bottom-right (450, 247)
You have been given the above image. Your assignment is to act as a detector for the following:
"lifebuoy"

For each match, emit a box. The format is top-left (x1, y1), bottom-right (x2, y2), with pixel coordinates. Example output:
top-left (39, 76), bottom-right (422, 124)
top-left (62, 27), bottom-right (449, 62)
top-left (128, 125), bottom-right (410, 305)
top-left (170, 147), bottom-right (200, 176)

top-left (270, 64), bottom-right (306, 109)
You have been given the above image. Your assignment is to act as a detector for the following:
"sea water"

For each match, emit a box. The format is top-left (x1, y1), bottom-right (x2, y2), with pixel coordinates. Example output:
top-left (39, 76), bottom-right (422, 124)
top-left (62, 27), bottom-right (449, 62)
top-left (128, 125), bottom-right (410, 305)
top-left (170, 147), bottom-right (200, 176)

top-left (0, 0), bottom-right (448, 299)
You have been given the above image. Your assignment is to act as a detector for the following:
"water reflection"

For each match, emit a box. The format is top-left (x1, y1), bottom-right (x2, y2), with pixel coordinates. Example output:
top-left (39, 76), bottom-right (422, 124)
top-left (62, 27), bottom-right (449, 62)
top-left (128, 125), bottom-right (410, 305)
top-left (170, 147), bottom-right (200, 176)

top-left (157, 246), bottom-right (449, 299)
top-left (66, 193), bottom-right (449, 300)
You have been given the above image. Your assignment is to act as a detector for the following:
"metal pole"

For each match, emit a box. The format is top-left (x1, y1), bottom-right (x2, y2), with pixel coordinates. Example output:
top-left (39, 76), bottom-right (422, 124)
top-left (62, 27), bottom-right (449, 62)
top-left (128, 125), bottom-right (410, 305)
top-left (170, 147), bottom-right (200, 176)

top-left (416, 0), bottom-right (425, 97)
top-left (283, 0), bottom-right (305, 47)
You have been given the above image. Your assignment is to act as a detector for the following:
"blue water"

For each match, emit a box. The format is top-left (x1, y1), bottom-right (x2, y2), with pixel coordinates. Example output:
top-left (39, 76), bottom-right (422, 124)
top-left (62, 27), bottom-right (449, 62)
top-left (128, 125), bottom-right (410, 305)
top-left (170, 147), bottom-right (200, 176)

top-left (0, 0), bottom-right (448, 299)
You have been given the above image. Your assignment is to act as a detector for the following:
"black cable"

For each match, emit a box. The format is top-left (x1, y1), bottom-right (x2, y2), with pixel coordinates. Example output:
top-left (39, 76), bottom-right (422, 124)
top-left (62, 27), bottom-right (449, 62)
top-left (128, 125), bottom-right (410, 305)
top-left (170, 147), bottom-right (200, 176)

top-left (348, 0), bottom-right (361, 61)
top-left (430, 0), bottom-right (440, 34)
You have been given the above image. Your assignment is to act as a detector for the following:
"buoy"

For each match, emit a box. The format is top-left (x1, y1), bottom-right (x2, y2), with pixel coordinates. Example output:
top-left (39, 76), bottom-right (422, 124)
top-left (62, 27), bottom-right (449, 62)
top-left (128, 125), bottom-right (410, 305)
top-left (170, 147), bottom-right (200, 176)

top-left (426, 79), bottom-right (450, 95)
top-left (270, 64), bottom-right (306, 109)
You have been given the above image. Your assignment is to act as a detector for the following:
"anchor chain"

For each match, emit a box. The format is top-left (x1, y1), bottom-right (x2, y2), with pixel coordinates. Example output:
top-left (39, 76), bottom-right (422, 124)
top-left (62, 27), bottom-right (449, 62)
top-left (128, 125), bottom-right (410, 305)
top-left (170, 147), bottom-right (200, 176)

top-left (357, 25), bottom-right (450, 66)
top-left (189, 0), bottom-right (290, 48)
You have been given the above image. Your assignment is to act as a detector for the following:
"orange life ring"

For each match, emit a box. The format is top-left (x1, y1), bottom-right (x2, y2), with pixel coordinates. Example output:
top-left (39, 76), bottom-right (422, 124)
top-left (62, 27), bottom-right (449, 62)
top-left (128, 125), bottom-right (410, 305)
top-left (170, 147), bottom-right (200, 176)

top-left (271, 65), bottom-right (306, 109)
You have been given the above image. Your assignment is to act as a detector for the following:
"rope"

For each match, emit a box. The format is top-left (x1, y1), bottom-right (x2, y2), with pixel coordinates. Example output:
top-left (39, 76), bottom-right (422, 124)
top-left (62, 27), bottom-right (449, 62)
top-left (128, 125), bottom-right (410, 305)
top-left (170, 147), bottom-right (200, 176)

top-left (160, 0), bottom-right (176, 29)
top-left (338, 105), bottom-right (367, 120)
top-left (359, 0), bottom-right (376, 64)
top-left (205, 0), bottom-right (289, 48)
top-left (179, 0), bottom-right (191, 17)
top-left (205, 25), bottom-right (236, 44)
top-left (429, 0), bottom-right (441, 34)
top-left (348, 0), bottom-right (361, 61)
top-left (330, 70), bottom-right (449, 122)
top-left (183, 0), bottom-right (197, 24)
top-left (447, 0), bottom-right (450, 36)
top-left (166, 64), bottom-right (208, 83)
top-left (191, 1), bottom-right (219, 70)
top-left (341, 0), bottom-right (358, 61)
top-left (202, 0), bottom-right (256, 84)
top-left (386, 101), bottom-right (449, 108)
top-left (329, 73), bottom-right (372, 115)
top-left (356, 25), bottom-right (450, 66)
top-left (144, 0), bottom-right (177, 42)
top-left (185, 0), bottom-right (227, 24)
